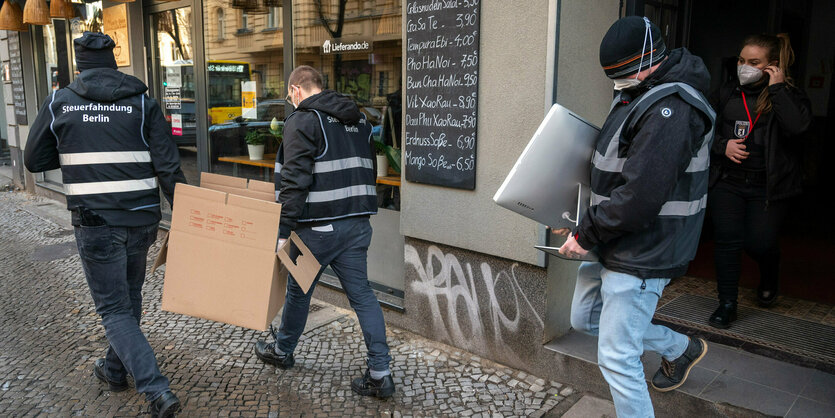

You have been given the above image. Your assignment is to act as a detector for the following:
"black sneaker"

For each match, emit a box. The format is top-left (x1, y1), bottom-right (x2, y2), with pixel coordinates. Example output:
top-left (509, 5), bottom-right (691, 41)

top-left (651, 337), bottom-right (708, 392)
top-left (708, 300), bottom-right (737, 329)
top-left (149, 391), bottom-right (181, 418)
top-left (351, 369), bottom-right (395, 399)
top-left (93, 358), bottom-right (129, 392)
top-left (254, 325), bottom-right (295, 369)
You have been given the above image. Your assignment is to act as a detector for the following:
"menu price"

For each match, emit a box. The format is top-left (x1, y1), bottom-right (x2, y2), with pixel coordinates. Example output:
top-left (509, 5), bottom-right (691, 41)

top-left (8, 32), bottom-right (27, 126)
top-left (404, 0), bottom-right (481, 190)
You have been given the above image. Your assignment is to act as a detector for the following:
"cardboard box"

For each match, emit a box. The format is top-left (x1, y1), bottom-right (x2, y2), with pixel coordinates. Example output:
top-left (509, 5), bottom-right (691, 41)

top-left (154, 173), bottom-right (319, 331)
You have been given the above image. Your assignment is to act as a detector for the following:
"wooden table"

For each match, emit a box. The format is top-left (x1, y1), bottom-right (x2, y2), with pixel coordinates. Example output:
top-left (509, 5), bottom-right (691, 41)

top-left (217, 154), bottom-right (277, 181)
top-left (217, 154), bottom-right (402, 187)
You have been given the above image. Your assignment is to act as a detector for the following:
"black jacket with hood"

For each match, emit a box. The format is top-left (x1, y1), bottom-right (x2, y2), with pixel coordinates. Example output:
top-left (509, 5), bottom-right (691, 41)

top-left (275, 90), bottom-right (376, 238)
top-left (574, 48), bottom-right (715, 278)
top-left (709, 80), bottom-right (812, 202)
top-left (24, 68), bottom-right (186, 226)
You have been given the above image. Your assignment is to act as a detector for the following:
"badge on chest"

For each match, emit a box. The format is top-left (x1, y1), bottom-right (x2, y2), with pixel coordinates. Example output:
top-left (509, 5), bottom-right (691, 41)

top-left (734, 120), bottom-right (751, 139)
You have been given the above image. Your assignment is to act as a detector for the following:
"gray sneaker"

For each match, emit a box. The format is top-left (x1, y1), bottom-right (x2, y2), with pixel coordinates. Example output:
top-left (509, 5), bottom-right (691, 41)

top-left (651, 337), bottom-right (708, 392)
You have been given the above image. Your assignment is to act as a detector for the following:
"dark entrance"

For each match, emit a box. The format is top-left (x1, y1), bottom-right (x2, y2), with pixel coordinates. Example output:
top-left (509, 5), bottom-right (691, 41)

top-left (633, 0), bottom-right (835, 371)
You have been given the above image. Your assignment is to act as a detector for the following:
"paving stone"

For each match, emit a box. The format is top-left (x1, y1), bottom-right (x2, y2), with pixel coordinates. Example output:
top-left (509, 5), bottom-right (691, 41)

top-left (0, 192), bottom-right (577, 416)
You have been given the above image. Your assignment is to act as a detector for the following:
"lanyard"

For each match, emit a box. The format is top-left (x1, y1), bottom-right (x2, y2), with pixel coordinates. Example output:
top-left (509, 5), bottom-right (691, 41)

top-left (740, 91), bottom-right (761, 139)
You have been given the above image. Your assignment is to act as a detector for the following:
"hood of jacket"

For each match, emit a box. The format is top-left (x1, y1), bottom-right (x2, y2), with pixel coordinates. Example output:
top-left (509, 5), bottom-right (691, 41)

top-left (296, 90), bottom-right (363, 125)
top-left (66, 68), bottom-right (148, 102)
top-left (627, 48), bottom-right (711, 97)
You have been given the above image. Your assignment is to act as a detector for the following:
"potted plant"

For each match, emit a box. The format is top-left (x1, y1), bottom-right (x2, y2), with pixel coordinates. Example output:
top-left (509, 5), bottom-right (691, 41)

top-left (245, 128), bottom-right (267, 160)
top-left (373, 137), bottom-right (401, 177)
top-left (375, 147), bottom-right (389, 178)
top-left (269, 117), bottom-right (284, 145)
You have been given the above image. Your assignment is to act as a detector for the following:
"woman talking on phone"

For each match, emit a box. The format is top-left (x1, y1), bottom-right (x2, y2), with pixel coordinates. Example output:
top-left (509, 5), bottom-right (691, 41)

top-left (707, 33), bottom-right (812, 329)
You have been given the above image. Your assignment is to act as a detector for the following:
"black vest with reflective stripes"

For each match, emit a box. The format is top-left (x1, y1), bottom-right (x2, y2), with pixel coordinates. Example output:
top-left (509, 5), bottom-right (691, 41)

top-left (591, 82), bottom-right (716, 276)
top-left (277, 110), bottom-right (377, 222)
top-left (49, 90), bottom-right (160, 215)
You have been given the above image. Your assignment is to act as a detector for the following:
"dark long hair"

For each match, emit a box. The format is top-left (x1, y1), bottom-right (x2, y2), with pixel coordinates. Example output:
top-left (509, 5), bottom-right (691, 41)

top-left (741, 33), bottom-right (795, 114)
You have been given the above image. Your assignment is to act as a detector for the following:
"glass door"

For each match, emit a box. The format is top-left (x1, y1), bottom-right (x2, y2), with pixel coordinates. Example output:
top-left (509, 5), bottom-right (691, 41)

top-left (147, 6), bottom-right (198, 218)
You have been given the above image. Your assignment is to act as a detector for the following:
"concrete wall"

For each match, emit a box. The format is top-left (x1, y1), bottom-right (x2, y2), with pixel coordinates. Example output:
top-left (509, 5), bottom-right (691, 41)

top-left (400, 0), bottom-right (553, 266)
top-left (544, 0), bottom-right (620, 340)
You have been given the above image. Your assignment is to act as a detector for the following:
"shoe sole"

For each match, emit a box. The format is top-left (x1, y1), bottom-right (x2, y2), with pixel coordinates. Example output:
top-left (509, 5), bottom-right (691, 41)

top-left (351, 382), bottom-right (395, 399)
top-left (253, 346), bottom-right (294, 370)
top-left (93, 366), bottom-right (129, 392)
top-left (651, 338), bottom-right (708, 393)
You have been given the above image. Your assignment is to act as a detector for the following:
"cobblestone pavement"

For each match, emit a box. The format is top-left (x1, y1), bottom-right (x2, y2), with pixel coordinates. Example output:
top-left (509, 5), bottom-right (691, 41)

top-left (0, 192), bottom-right (576, 417)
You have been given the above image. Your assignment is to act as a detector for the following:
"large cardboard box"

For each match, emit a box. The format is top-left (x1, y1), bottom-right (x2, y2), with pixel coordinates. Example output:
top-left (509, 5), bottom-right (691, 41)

top-left (154, 173), bottom-right (319, 331)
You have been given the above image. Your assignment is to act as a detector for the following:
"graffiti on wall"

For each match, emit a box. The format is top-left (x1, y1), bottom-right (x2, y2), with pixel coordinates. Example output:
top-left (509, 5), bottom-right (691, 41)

top-left (405, 244), bottom-right (544, 362)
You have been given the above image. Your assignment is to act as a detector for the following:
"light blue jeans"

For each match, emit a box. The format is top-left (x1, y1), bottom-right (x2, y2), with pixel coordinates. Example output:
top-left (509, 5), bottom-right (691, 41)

top-left (571, 262), bottom-right (689, 418)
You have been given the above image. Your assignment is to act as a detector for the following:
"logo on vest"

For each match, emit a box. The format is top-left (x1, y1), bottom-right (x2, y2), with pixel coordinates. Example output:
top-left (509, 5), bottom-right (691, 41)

top-left (661, 107), bottom-right (673, 118)
top-left (345, 125), bottom-right (359, 133)
top-left (734, 120), bottom-right (750, 138)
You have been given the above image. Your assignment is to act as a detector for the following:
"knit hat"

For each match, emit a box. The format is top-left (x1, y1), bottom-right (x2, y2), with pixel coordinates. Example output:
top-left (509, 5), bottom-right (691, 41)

top-left (74, 32), bottom-right (118, 71)
top-left (599, 16), bottom-right (668, 79)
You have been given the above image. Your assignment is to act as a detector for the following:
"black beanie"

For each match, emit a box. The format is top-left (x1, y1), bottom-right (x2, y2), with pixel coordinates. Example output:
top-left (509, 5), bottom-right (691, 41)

top-left (74, 32), bottom-right (118, 71)
top-left (599, 16), bottom-right (668, 79)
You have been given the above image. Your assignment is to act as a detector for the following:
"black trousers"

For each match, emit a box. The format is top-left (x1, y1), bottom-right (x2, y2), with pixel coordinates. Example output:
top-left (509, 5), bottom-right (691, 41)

top-left (708, 177), bottom-right (789, 302)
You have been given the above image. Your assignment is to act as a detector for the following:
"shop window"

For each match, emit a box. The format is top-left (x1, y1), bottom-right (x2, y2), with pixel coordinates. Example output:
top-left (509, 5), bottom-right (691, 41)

top-left (204, 0), bottom-right (285, 182)
top-left (293, 0), bottom-right (403, 210)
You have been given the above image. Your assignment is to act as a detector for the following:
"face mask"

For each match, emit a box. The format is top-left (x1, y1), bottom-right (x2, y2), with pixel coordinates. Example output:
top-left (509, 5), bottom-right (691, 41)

top-left (737, 64), bottom-right (763, 86)
top-left (286, 87), bottom-right (298, 108)
top-left (613, 78), bottom-right (642, 91)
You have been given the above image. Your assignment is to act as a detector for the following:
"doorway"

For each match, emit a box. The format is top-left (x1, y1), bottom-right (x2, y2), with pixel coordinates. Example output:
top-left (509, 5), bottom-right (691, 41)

top-left (146, 3), bottom-right (200, 219)
top-left (638, 0), bottom-right (835, 371)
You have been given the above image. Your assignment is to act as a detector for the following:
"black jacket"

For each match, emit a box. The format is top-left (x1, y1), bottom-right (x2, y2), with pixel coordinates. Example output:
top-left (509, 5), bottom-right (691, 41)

top-left (709, 81), bottom-right (812, 201)
top-left (575, 48), bottom-right (715, 278)
top-left (24, 68), bottom-right (186, 226)
top-left (276, 90), bottom-right (375, 238)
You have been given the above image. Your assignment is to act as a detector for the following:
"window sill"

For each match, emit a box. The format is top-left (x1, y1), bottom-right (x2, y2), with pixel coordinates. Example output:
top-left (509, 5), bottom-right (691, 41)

top-left (261, 27), bottom-right (280, 33)
top-left (235, 29), bottom-right (253, 36)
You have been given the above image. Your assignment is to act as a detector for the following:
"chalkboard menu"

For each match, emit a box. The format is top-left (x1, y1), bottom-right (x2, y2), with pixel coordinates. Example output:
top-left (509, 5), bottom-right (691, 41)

top-left (8, 32), bottom-right (28, 126)
top-left (404, 0), bottom-right (481, 190)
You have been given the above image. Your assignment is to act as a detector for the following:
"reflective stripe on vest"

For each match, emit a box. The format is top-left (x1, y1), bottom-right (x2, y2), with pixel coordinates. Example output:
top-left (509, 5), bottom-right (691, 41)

top-left (64, 178), bottom-right (158, 196)
top-left (592, 82), bottom-right (714, 174)
top-left (276, 157), bottom-right (374, 174)
top-left (306, 184), bottom-right (376, 203)
top-left (591, 191), bottom-right (707, 217)
top-left (59, 151), bottom-right (152, 166)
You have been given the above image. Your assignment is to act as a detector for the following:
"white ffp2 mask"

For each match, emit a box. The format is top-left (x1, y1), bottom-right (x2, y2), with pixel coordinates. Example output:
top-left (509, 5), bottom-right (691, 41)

top-left (737, 64), bottom-right (763, 86)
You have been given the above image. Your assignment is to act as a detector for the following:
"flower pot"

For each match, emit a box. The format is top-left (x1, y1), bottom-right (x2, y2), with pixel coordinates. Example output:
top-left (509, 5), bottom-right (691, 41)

top-left (247, 144), bottom-right (265, 160)
top-left (376, 154), bottom-right (389, 178)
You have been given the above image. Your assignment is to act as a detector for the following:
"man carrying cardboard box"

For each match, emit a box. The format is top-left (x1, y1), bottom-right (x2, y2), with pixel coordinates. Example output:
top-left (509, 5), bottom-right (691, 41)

top-left (254, 66), bottom-right (395, 398)
top-left (24, 32), bottom-right (185, 418)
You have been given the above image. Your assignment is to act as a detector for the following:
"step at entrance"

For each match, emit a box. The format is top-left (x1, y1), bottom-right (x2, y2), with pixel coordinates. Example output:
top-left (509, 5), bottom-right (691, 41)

top-left (655, 294), bottom-right (835, 373)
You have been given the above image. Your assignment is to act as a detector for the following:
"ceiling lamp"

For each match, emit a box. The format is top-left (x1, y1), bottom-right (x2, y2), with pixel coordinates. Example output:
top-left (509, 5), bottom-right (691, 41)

top-left (0, 1), bottom-right (28, 31)
top-left (23, 0), bottom-right (51, 25)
